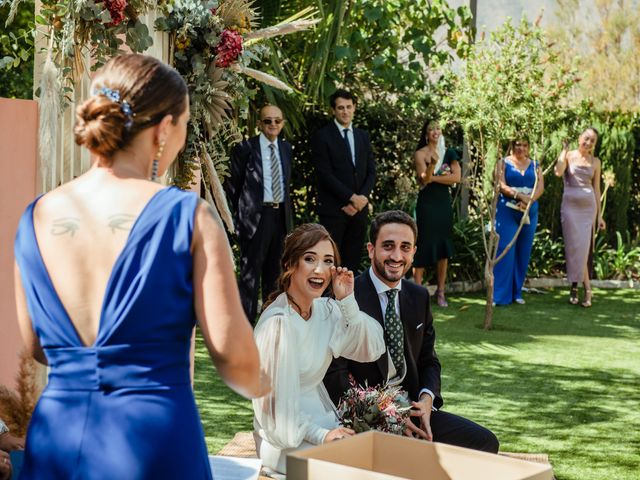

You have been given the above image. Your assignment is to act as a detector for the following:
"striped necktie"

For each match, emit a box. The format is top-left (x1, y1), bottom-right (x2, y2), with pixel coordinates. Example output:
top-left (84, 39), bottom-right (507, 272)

top-left (269, 143), bottom-right (283, 203)
top-left (385, 289), bottom-right (404, 378)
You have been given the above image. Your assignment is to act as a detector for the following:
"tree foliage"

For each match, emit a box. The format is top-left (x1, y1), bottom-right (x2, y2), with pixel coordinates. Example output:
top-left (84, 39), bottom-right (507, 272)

top-left (252, 0), bottom-right (473, 131)
top-left (441, 18), bottom-right (579, 328)
top-left (0, 0), bottom-right (34, 99)
top-left (547, 0), bottom-right (640, 112)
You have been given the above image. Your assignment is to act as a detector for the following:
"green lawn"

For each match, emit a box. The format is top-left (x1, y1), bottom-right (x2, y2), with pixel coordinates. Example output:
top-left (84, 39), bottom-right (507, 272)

top-left (194, 288), bottom-right (640, 480)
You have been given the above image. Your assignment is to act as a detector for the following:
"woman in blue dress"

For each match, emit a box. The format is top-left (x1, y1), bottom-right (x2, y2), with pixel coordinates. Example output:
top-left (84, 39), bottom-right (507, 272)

top-left (13, 54), bottom-right (266, 479)
top-left (493, 137), bottom-right (545, 305)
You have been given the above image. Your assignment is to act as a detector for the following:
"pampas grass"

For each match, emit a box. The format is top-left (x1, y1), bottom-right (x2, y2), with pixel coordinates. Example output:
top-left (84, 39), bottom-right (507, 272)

top-left (199, 151), bottom-right (235, 266)
top-left (243, 19), bottom-right (320, 43)
top-left (0, 350), bottom-right (39, 437)
top-left (201, 146), bottom-right (235, 234)
top-left (243, 5), bottom-right (318, 46)
top-left (229, 64), bottom-right (293, 93)
top-left (5, 0), bottom-right (23, 27)
top-left (38, 36), bottom-right (61, 190)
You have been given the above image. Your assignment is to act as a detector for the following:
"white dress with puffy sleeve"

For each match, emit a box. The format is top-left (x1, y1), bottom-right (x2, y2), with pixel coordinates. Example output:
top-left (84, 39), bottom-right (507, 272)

top-left (252, 292), bottom-right (385, 474)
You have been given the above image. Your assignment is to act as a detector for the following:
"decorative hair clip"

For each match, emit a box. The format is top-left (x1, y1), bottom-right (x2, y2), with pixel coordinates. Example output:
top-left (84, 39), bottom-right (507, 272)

top-left (92, 86), bottom-right (135, 130)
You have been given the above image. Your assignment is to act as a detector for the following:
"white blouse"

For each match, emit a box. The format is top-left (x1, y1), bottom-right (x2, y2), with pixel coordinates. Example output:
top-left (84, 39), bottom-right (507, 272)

top-left (252, 292), bottom-right (385, 473)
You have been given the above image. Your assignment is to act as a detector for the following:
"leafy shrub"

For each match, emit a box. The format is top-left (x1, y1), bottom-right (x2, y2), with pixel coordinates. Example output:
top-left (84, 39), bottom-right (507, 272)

top-left (287, 101), bottom-right (424, 229)
top-left (0, 1), bottom-right (35, 100)
top-left (528, 228), bottom-right (566, 278)
top-left (593, 231), bottom-right (640, 281)
top-left (450, 217), bottom-right (485, 282)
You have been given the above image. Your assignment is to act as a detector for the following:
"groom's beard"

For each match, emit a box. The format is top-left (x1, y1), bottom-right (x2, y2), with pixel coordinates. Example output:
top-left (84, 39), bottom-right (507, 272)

top-left (372, 257), bottom-right (409, 284)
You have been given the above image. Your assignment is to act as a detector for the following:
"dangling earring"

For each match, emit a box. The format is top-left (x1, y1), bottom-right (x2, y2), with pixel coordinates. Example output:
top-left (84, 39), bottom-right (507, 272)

top-left (151, 139), bottom-right (165, 181)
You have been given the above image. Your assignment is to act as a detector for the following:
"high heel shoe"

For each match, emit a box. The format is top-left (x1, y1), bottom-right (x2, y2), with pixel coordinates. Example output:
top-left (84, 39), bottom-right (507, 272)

top-left (569, 285), bottom-right (579, 305)
top-left (435, 289), bottom-right (448, 307)
top-left (581, 289), bottom-right (592, 308)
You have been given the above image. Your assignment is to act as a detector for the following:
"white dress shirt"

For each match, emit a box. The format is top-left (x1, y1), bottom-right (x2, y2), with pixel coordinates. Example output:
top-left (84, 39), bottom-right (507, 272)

top-left (259, 133), bottom-right (284, 202)
top-left (334, 119), bottom-right (355, 165)
top-left (368, 268), bottom-right (436, 406)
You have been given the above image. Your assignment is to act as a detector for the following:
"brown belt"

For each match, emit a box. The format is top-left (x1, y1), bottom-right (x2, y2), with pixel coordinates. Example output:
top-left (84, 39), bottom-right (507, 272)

top-left (263, 202), bottom-right (282, 209)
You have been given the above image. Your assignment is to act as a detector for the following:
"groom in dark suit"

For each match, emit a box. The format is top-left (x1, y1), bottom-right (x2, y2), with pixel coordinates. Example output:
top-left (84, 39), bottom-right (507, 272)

top-left (311, 89), bottom-right (376, 272)
top-left (225, 104), bottom-right (293, 322)
top-left (324, 210), bottom-right (499, 453)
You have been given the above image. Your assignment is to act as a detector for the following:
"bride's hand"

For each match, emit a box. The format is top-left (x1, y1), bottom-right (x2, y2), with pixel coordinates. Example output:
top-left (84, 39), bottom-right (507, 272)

top-left (331, 266), bottom-right (354, 301)
top-left (324, 427), bottom-right (355, 443)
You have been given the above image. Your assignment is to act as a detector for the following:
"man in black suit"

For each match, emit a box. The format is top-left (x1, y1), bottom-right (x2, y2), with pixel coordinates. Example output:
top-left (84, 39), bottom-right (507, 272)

top-left (225, 104), bottom-right (293, 322)
top-left (311, 89), bottom-right (376, 272)
top-left (324, 210), bottom-right (499, 453)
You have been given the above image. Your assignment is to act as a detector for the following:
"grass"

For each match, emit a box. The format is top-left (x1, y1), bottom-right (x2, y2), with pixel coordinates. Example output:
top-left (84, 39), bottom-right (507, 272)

top-left (194, 288), bottom-right (640, 480)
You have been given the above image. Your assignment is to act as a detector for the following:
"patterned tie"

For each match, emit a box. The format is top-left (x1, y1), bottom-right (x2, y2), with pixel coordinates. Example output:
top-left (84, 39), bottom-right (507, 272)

top-left (384, 289), bottom-right (404, 378)
top-left (269, 143), bottom-right (283, 203)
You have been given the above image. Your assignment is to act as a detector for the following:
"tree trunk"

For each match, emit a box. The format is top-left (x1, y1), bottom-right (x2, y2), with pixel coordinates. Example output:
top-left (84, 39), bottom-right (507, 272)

top-left (484, 258), bottom-right (494, 330)
top-left (459, 141), bottom-right (471, 219)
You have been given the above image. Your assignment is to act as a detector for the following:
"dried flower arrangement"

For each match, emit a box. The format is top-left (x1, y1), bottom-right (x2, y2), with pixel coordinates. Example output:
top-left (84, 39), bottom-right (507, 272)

top-left (0, 350), bottom-right (40, 437)
top-left (337, 377), bottom-right (412, 436)
top-left (6, 0), bottom-right (317, 231)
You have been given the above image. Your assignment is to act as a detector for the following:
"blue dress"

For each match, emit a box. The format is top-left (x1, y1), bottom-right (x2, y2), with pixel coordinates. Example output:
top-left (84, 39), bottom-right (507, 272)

top-left (14, 187), bottom-right (213, 480)
top-left (493, 159), bottom-right (539, 305)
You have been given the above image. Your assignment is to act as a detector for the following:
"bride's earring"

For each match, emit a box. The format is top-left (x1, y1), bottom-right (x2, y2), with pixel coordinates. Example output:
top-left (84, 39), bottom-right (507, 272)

top-left (151, 139), bottom-right (165, 181)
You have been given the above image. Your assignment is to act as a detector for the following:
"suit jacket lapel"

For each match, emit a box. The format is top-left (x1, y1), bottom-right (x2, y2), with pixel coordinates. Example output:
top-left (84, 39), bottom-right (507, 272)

top-left (332, 123), bottom-right (354, 167)
top-left (359, 273), bottom-right (389, 380)
top-left (353, 128), bottom-right (361, 170)
top-left (277, 138), bottom-right (290, 186)
top-left (398, 280), bottom-right (417, 364)
top-left (250, 136), bottom-right (263, 182)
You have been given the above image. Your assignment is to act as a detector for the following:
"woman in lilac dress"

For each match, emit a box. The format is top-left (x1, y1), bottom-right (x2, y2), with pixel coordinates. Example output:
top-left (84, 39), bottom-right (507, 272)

top-left (555, 128), bottom-right (606, 307)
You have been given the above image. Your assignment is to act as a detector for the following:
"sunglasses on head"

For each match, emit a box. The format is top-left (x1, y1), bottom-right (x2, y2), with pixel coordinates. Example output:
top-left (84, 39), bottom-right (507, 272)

top-left (261, 118), bottom-right (283, 125)
top-left (514, 142), bottom-right (529, 148)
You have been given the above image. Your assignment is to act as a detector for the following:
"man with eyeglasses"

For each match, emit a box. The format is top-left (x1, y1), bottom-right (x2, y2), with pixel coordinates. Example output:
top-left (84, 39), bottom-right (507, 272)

top-left (311, 89), bottom-right (376, 272)
top-left (226, 104), bottom-right (294, 323)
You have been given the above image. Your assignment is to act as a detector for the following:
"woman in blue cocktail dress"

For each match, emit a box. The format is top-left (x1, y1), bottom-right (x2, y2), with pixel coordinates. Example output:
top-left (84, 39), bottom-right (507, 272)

top-left (13, 54), bottom-right (266, 479)
top-left (493, 138), bottom-right (544, 305)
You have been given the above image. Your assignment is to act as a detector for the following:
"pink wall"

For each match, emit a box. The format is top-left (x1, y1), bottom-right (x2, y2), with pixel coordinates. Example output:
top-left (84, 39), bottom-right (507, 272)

top-left (0, 98), bottom-right (38, 389)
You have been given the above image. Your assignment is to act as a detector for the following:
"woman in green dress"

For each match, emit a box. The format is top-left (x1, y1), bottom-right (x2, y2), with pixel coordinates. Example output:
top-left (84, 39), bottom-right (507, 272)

top-left (413, 119), bottom-right (461, 307)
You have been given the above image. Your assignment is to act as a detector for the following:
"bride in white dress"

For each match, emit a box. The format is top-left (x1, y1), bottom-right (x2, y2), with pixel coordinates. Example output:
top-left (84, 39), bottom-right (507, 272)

top-left (252, 224), bottom-right (385, 474)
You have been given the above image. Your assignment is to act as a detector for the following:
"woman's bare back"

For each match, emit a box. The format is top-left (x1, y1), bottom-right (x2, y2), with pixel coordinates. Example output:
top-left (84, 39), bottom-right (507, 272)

top-left (32, 169), bottom-right (164, 346)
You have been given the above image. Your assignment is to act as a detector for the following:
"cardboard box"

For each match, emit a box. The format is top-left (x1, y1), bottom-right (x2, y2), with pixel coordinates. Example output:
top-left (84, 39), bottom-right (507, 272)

top-left (287, 431), bottom-right (553, 480)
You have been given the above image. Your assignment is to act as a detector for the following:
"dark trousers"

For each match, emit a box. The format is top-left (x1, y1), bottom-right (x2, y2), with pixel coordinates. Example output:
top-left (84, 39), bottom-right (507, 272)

top-left (238, 206), bottom-right (286, 323)
top-left (430, 410), bottom-right (499, 453)
top-left (320, 208), bottom-right (368, 273)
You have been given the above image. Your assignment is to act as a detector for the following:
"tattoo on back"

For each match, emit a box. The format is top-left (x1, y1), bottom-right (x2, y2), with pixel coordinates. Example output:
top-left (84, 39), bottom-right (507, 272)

top-left (51, 217), bottom-right (80, 237)
top-left (108, 214), bottom-right (136, 233)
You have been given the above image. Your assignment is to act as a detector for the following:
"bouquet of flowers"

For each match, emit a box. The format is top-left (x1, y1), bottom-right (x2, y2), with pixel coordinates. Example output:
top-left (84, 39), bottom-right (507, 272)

top-left (337, 377), bottom-right (412, 435)
top-left (435, 163), bottom-right (451, 176)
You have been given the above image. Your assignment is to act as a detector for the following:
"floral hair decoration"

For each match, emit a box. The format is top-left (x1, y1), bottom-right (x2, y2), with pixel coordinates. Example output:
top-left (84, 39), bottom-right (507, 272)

top-left (92, 86), bottom-right (134, 130)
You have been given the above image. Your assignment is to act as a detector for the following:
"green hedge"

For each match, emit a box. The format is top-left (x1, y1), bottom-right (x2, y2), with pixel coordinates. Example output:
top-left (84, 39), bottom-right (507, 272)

top-left (284, 103), bottom-right (639, 281)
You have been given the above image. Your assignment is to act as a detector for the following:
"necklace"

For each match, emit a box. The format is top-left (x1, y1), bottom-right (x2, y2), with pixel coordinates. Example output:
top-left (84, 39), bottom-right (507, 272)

top-left (509, 156), bottom-right (530, 175)
top-left (287, 294), bottom-right (311, 320)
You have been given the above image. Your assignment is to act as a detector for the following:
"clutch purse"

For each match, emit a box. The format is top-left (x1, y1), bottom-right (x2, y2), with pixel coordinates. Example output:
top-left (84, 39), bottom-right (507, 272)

top-left (505, 200), bottom-right (530, 224)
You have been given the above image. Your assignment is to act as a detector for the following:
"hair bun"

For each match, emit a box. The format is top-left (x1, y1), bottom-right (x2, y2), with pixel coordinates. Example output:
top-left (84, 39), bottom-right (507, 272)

top-left (74, 95), bottom-right (127, 158)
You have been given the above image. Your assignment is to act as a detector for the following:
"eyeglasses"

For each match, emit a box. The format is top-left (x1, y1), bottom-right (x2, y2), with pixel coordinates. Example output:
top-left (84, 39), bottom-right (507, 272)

top-left (261, 118), bottom-right (283, 125)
